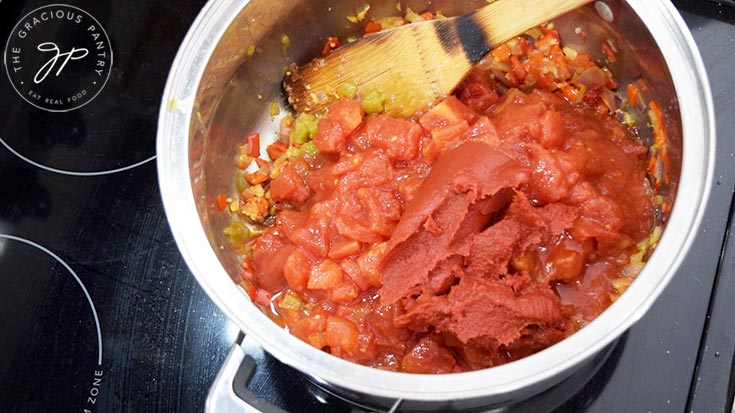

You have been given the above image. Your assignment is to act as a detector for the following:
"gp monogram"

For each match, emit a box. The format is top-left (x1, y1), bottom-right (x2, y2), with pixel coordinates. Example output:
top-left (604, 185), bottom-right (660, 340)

top-left (4, 4), bottom-right (113, 112)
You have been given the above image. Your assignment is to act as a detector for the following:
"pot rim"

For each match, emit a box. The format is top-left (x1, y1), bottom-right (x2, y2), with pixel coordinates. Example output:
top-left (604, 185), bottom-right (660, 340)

top-left (157, 0), bottom-right (715, 401)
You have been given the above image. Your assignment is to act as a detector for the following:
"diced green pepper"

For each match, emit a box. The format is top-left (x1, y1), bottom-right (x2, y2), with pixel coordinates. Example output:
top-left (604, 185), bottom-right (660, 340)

top-left (280, 34), bottom-right (290, 56)
top-left (301, 141), bottom-right (319, 156)
top-left (234, 173), bottom-right (249, 194)
top-left (270, 101), bottom-right (281, 117)
top-left (361, 90), bottom-right (385, 114)
top-left (278, 291), bottom-right (303, 311)
top-left (223, 220), bottom-right (252, 248)
top-left (290, 113), bottom-right (319, 145)
top-left (337, 82), bottom-right (358, 99)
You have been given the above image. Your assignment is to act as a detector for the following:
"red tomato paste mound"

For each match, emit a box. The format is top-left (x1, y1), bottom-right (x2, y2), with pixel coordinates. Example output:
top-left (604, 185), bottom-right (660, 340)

top-left (231, 79), bottom-right (654, 372)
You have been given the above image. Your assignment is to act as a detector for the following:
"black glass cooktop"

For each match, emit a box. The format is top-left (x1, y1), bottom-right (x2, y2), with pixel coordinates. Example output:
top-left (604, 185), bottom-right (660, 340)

top-left (1, 1), bottom-right (733, 412)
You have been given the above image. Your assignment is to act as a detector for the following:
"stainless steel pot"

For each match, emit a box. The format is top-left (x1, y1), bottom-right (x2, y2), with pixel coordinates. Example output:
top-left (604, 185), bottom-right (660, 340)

top-left (157, 0), bottom-right (715, 411)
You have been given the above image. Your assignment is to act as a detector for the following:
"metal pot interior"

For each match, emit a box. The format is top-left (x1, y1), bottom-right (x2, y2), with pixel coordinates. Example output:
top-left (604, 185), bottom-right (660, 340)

top-left (158, 0), bottom-right (712, 408)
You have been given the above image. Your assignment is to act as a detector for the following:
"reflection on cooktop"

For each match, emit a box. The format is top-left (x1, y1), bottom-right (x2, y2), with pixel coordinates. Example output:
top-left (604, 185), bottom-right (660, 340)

top-left (0, 235), bottom-right (102, 412)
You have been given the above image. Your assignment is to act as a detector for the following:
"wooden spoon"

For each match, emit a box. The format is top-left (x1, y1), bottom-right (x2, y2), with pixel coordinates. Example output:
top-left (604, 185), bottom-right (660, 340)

top-left (284, 0), bottom-right (593, 117)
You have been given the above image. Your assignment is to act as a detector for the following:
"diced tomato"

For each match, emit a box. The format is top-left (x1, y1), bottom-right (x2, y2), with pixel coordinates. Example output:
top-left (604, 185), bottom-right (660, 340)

top-left (335, 187), bottom-right (402, 243)
top-left (340, 258), bottom-right (373, 291)
top-left (538, 111), bottom-right (566, 149)
top-left (289, 309), bottom-right (328, 349)
top-left (571, 196), bottom-right (624, 239)
top-left (304, 165), bottom-right (337, 196)
top-left (347, 330), bottom-right (379, 364)
top-left (418, 96), bottom-right (477, 149)
top-left (335, 154), bottom-right (394, 193)
top-left (400, 337), bottom-right (457, 374)
top-left (244, 282), bottom-right (257, 300)
top-left (329, 279), bottom-right (360, 303)
top-left (366, 303), bottom-right (412, 350)
top-left (331, 98), bottom-right (365, 130)
top-left (274, 209), bottom-right (305, 238)
top-left (427, 121), bottom-right (469, 150)
top-left (356, 244), bottom-right (385, 287)
top-left (240, 257), bottom-right (255, 282)
top-left (460, 116), bottom-right (499, 145)
top-left (313, 117), bottom-right (345, 155)
top-left (528, 145), bottom-right (571, 204)
top-left (492, 96), bottom-right (546, 141)
top-left (308, 258), bottom-right (344, 290)
top-left (270, 164), bottom-right (311, 203)
top-left (361, 114), bottom-right (422, 161)
top-left (545, 242), bottom-right (584, 282)
top-left (251, 234), bottom-right (295, 292)
top-left (420, 136), bottom-right (439, 164)
top-left (283, 248), bottom-right (313, 291)
top-left (328, 236), bottom-right (362, 260)
top-left (313, 98), bottom-right (364, 154)
top-left (419, 96), bottom-right (476, 130)
top-left (325, 315), bottom-right (359, 354)
top-left (457, 70), bottom-right (500, 114)
top-left (396, 174), bottom-right (423, 205)
top-left (289, 220), bottom-right (330, 258)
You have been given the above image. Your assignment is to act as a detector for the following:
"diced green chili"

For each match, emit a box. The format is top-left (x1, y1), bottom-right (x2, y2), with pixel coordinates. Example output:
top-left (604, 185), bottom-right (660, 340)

top-left (290, 113), bottom-right (319, 145)
top-left (361, 90), bottom-right (385, 114)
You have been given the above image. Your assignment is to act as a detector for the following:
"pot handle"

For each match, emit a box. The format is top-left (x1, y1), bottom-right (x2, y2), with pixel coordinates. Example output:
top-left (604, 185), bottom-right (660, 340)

top-left (207, 334), bottom-right (405, 413)
top-left (205, 335), bottom-right (288, 413)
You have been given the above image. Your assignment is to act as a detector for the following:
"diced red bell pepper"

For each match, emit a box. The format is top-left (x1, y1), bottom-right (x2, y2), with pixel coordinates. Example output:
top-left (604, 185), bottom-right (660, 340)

top-left (245, 132), bottom-right (260, 157)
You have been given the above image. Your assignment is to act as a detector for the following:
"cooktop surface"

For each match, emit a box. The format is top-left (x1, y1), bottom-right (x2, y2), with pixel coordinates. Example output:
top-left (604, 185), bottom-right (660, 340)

top-left (0, 1), bottom-right (733, 412)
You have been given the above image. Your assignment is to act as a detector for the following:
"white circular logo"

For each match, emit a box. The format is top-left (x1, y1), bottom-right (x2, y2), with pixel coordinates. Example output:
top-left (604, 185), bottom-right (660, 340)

top-left (4, 4), bottom-right (113, 112)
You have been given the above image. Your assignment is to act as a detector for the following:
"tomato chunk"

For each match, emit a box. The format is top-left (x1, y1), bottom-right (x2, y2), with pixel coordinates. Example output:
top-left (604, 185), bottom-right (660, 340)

top-left (313, 98), bottom-right (364, 154)
top-left (419, 96), bottom-right (477, 150)
top-left (308, 259), bottom-right (344, 290)
top-left (283, 248), bottom-right (313, 291)
top-left (270, 164), bottom-right (311, 203)
top-left (251, 234), bottom-right (295, 292)
top-left (325, 315), bottom-right (359, 355)
top-left (361, 114), bottom-right (422, 161)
